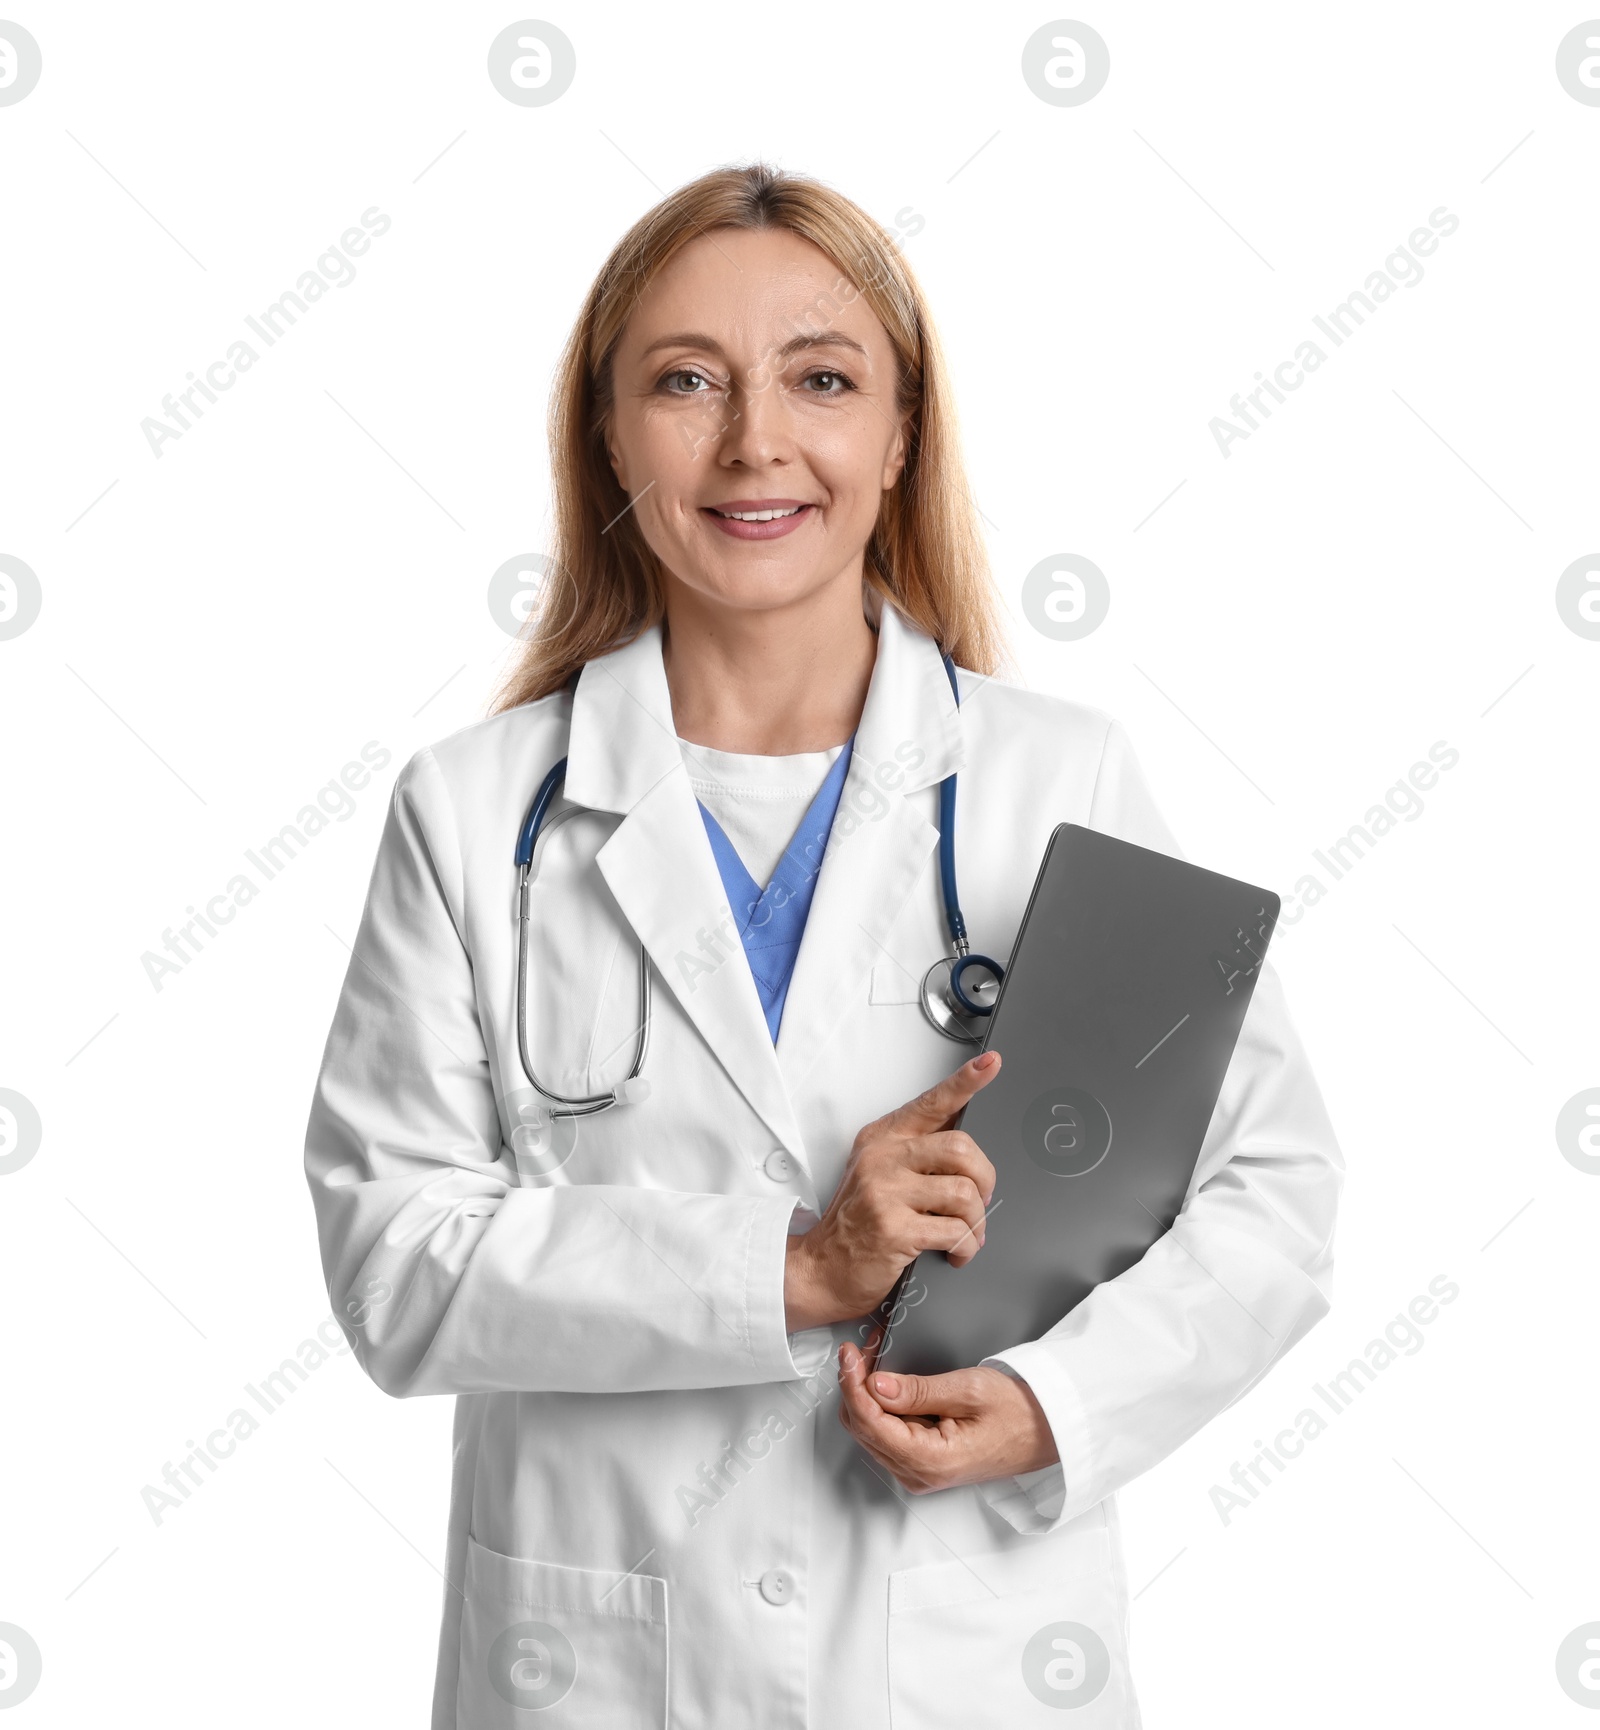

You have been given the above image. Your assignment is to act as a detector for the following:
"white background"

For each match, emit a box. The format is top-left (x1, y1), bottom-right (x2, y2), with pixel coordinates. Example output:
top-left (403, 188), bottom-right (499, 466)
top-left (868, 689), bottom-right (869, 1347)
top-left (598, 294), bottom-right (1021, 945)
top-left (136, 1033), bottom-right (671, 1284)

top-left (2, 2), bottom-right (1597, 1723)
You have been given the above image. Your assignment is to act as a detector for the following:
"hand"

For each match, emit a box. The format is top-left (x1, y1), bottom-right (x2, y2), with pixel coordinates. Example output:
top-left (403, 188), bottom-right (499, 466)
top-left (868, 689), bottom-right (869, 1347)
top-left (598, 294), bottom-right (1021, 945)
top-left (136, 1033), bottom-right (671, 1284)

top-left (837, 1336), bottom-right (1059, 1493)
top-left (784, 1052), bottom-right (1003, 1332)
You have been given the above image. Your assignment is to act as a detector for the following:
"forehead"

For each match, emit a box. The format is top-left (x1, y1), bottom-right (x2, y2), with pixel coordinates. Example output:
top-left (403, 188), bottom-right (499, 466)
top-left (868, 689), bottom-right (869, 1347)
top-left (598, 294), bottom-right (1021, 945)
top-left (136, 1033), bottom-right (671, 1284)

top-left (618, 226), bottom-right (894, 362)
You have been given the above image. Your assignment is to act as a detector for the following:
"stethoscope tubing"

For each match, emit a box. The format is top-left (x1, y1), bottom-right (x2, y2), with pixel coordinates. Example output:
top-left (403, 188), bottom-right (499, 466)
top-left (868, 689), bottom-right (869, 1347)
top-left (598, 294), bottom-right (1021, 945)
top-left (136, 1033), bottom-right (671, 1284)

top-left (512, 650), bottom-right (1006, 1108)
top-left (515, 769), bottom-right (650, 1117)
top-left (932, 655), bottom-right (1005, 1026)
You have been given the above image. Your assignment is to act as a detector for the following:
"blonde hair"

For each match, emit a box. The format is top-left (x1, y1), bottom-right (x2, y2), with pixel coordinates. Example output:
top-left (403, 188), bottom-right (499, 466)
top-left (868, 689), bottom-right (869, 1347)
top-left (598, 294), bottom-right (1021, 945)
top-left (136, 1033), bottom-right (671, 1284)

top-left (491, 161), bottom-right (1005, 711)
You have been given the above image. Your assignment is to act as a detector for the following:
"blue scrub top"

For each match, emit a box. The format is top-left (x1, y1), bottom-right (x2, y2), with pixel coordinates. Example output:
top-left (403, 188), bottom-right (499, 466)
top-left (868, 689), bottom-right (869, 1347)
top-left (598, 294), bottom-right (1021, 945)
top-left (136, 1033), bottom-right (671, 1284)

top-left (695, 739), bottom-right (854, 1042)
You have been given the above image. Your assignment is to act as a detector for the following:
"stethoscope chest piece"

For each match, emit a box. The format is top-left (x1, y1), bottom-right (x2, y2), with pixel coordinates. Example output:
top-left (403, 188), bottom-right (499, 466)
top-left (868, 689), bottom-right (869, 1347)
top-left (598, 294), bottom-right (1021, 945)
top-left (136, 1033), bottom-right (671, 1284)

top-left (506, 1090), bottom-right (581, 1178)
top-left (919, 952), bottom-right (1003, 1044)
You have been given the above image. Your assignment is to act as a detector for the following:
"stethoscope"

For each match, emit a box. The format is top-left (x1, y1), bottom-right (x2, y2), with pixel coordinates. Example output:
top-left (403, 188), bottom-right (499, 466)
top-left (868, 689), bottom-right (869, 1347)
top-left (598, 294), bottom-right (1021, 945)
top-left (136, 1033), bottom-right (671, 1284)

top-left (512, 653), bottom-right (1004, 1118)
top-left (916, 653), bottom-right (1005, 1042)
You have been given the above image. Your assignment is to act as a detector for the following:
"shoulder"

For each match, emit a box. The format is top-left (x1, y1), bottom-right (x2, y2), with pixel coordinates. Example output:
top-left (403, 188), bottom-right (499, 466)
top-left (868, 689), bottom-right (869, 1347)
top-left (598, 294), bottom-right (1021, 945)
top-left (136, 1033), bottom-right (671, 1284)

top-left (950, 663), bottom-right (1119, 762)
top-left (949, 664), bottom-right (1179, 855)
top-left (392, 689), bottom-right (574, 804)
top-left (375, 692), bottom-right (577, 891)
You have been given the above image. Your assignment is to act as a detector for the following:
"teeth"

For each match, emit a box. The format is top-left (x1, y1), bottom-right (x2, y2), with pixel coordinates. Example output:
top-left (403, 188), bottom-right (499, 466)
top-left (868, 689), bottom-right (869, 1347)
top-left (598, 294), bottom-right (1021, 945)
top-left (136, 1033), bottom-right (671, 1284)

top-left (719, 505), bottom-right (803, 521)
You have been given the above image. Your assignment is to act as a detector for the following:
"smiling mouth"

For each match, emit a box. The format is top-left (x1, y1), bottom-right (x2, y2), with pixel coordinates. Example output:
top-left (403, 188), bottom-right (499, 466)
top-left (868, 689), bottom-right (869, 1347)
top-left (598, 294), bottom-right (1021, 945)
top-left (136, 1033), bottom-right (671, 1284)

top-left (707, 504), bottom-right (808, 521)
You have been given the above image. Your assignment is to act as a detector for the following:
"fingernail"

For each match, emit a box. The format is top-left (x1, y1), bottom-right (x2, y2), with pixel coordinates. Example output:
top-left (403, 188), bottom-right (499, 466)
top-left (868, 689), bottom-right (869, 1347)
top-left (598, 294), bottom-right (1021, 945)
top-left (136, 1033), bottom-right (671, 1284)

top-left (873, 1374), bottom-right (899, 1397)
top-left (973, 1052), bottom-right (997, 1071)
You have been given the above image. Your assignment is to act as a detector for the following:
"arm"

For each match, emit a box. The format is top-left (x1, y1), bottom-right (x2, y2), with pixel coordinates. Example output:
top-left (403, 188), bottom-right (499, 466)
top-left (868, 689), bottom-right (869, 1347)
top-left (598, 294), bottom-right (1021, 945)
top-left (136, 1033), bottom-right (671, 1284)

top-left (304, 747), bottom-right (816, 1399)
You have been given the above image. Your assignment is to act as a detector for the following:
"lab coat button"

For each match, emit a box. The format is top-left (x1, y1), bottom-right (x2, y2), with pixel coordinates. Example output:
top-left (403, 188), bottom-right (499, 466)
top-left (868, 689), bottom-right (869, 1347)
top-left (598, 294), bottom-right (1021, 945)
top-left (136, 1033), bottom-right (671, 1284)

top-left (759, 1568), bottom-right (795, 1605)
top-left (764, 1150), bottom-right (797, 1181)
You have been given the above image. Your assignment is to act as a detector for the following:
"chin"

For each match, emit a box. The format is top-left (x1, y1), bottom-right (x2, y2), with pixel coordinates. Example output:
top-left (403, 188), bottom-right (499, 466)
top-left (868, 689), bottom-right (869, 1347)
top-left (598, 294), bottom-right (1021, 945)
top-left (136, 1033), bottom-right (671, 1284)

top-left (720, 578), bottom-right (820, 614)
top-left (674, 563), bottom-right (829, 615)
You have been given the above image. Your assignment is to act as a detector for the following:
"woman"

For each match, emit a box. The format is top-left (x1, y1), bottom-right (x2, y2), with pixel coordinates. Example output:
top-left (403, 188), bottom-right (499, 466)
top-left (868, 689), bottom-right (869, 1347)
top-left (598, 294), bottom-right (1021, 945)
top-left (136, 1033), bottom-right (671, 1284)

top-left (305, 162), bottom-right (1342, 1728)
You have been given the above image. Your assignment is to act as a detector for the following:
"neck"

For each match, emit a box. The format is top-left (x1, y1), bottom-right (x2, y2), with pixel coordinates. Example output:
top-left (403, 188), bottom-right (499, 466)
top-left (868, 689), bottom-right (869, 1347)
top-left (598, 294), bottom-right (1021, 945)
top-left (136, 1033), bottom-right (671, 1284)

top-left (661, 569), bottom-right (879, 754)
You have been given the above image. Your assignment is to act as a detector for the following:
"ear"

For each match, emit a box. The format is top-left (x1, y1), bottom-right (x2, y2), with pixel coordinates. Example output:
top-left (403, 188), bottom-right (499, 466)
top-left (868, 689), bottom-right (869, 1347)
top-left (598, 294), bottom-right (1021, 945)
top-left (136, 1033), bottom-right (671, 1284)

top-left (603, 418), bottom-right (629, 493)
top-left (881, 407), bottom-right (912, 492)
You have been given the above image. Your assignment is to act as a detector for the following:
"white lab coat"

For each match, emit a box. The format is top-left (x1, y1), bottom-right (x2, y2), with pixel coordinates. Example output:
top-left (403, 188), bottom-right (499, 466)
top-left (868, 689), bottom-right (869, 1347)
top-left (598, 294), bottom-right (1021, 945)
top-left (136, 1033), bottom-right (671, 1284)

top-left (304, 591), bottom-right (1343, 1728)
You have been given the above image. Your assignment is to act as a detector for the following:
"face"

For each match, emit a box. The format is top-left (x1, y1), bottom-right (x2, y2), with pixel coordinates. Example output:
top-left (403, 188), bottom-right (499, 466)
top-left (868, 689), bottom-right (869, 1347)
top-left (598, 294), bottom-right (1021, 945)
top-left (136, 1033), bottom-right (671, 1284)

top-left (603, 226), bottom-right (911, 620)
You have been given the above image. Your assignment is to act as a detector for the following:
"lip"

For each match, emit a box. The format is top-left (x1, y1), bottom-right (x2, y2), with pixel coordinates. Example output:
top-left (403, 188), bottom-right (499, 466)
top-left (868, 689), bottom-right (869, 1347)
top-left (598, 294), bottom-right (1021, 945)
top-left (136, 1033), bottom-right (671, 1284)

top-left (701, 498), bottom-right (816, 542)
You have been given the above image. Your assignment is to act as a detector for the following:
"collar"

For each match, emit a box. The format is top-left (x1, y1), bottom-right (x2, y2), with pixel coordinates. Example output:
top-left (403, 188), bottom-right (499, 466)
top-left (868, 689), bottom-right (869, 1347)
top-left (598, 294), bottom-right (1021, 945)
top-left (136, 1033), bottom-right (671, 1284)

top-left (562, 589), bottom-right (967, 814)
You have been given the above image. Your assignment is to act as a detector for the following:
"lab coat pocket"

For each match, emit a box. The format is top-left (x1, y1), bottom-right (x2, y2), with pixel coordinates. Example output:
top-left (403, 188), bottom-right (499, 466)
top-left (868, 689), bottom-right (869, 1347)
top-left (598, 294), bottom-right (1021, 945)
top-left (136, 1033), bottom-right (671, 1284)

top-left (455, 1534), bottom-right (668, 1728)
top-left (886, 1518), bottom-right (1136, 1727)
top-left (869, 959), bottom-right (923, 1005)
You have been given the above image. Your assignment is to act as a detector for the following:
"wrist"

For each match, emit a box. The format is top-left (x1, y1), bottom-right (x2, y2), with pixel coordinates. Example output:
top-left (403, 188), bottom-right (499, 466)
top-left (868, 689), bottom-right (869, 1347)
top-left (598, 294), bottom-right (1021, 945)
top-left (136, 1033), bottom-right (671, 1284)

top-left (988, 1365), bottom-right (1060, 1474)
top-left (783, 1233), bottom-right (836, 1332)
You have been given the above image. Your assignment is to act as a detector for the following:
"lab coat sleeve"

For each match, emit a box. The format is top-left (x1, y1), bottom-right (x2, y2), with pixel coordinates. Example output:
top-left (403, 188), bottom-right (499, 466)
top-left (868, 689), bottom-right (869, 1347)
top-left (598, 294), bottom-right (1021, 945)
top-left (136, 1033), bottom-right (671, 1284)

top-left (975, 718), bottom-right (1344, 1535)
top-left (304, 747), bottom-right (820, 1398)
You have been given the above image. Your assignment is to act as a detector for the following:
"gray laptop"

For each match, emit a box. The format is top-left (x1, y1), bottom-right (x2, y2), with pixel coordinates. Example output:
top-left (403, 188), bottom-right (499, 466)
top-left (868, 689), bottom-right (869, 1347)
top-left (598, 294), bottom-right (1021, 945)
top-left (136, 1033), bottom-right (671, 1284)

top-left (873, 822), bottom-right (1279, 1376)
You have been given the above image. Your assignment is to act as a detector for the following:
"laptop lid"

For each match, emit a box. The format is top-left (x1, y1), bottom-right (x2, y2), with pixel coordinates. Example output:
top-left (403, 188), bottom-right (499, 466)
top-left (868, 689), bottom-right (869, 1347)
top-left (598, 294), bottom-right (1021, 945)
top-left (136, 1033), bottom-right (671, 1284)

top-left (874, 822), bottom-right (1279, 1377)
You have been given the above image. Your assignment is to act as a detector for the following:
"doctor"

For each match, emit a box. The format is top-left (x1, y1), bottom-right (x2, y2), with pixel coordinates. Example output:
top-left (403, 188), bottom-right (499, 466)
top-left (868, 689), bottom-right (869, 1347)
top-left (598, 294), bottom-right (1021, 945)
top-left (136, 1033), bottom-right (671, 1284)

top-left (305, 162), bottom-right (1342, 1728)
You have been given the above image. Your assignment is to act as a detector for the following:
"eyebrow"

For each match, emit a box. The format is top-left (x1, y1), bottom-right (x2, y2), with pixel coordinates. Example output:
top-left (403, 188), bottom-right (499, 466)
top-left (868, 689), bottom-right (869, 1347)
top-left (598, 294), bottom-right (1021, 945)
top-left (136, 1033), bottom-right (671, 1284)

top-left (638, 329), bottom-right (870, 364)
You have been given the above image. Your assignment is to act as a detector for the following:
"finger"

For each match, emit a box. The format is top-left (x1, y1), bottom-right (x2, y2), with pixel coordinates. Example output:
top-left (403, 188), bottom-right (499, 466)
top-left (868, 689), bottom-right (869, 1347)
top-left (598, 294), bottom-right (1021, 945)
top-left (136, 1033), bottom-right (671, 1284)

top-left (838, 1353), bottom-right (959, 1493)
top-left (841, 1408), bottom-right (929, 1490)
top-left (852, 1421), bottom-right (937, 1494)
top-left (839, 1346), bottom-right (939, 1463)
top-left (839, 1342), bottom-right (912, 1439)
top-left (900, 1171), bottom-right (989, 1245)
top-left (904, 1130), bottom-right (999, 1208)
top-left (854, 1321), bottom-right (886, 1379)
top-left (868, 1366), bottom-right (986, 1420)
top-left (898, 1206), bottom-right (990, 1267)
top-left (837, 1343), bottom-right (890, 1440)
top-left (892, 1176), bottom-right (982, 1273)
top-left (872, 1051), bottom-right (1002, 1140)
top-left (832, 1326), bottom-right (885, 1394)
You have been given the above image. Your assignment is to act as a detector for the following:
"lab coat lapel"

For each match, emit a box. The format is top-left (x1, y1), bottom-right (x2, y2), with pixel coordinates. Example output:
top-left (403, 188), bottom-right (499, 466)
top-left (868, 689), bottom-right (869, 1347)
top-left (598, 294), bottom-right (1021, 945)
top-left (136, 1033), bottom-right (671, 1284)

top-left (564, 629), bottom-right (807, 1159)
top-left (774, 600), bottom-right (966, 1096)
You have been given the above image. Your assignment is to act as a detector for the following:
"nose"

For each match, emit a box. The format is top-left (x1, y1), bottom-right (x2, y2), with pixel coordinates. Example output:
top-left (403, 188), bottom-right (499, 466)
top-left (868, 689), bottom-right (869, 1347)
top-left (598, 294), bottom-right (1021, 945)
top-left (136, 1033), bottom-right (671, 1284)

top-left (717, 366), bottom-right (795, 470)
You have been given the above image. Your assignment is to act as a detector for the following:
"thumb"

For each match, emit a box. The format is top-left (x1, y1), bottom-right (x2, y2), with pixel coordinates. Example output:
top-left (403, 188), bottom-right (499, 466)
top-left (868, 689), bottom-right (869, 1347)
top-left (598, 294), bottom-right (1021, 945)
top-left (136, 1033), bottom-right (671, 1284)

top-left (875, 1050), bottom-right (1001, 1140)
top-left (869, 1368), bottom-right (981, 1419)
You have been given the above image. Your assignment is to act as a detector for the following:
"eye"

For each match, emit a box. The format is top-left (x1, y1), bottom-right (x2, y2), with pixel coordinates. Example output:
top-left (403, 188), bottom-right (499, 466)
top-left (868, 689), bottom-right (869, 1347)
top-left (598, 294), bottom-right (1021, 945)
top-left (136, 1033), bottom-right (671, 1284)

top-left (801, 369), bottom-right (855, 395)
top-left (660, 367), bottom-right (717, 396)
